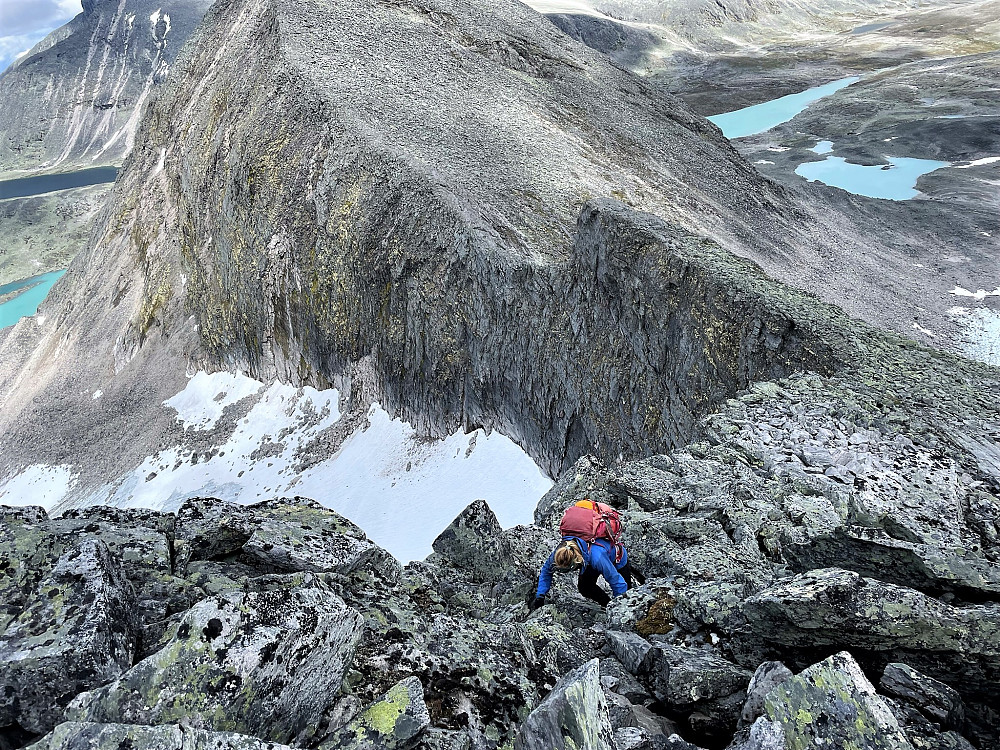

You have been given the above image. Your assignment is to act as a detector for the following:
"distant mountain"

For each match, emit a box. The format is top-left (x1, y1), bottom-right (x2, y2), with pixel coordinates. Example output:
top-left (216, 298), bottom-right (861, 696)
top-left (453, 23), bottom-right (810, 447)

top-left (0, 0), bottom-right (967, 495)
top-left (0, 0), bottom-right (212, 177)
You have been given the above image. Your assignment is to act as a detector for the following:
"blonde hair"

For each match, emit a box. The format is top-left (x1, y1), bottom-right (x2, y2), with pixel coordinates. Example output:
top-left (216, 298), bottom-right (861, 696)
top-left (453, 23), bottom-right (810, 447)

top-left (554, 540), bottom-right (584, 570)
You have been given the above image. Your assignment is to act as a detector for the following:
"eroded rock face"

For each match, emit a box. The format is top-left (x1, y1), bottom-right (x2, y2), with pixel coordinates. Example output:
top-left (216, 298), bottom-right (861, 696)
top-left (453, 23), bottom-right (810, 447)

top-left (0, 0), bottom-right (213, 176)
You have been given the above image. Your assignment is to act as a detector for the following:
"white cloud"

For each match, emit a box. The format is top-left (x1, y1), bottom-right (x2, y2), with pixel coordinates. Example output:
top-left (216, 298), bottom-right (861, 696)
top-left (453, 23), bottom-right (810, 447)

top-left (0, 0), bottom-right (82, 73)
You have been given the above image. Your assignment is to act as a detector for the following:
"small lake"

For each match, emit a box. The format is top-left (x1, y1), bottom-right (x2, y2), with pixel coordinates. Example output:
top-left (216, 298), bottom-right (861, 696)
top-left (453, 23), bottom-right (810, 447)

top-left (795, 155), bottom-right (950, 200)
top-left (850, 22), bottom-right (892, 35)
top-left (708, 77), bottom-right (860, 139)
top-left (0, 270), bottom-right (66, 329)
top-left (0, 167), bottom-right (118, 200)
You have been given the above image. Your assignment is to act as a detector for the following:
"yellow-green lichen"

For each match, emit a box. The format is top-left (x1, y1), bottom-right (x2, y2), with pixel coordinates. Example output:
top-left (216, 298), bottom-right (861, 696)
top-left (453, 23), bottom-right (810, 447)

top-left (360, 681), bottom-right (410, 736)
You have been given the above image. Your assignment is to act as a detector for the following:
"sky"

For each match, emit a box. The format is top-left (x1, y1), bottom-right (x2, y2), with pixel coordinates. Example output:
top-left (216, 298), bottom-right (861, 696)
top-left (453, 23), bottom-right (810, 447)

top-left (0, 0), bottom-right (83, 74)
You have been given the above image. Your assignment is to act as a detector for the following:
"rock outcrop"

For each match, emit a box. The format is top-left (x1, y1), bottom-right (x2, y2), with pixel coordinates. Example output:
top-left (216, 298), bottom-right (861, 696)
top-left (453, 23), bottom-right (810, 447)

top-left (2, 486), bottom-right (999, 749)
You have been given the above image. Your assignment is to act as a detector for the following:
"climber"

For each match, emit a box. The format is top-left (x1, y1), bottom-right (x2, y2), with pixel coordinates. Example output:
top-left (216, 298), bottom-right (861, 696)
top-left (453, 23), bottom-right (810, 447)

top-left (529, 536), bottom-right (645, 610)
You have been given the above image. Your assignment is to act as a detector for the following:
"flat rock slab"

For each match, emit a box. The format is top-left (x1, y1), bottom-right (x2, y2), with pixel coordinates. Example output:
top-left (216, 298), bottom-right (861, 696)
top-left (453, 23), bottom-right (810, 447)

top-left (175, 496), bottom-right (399, 579)
top-left (26, 721), bottom-right (295, 750)
top-left (66, 579), bottom-right (364, 746)
top-left (243, 497), bottom-right (396, 576)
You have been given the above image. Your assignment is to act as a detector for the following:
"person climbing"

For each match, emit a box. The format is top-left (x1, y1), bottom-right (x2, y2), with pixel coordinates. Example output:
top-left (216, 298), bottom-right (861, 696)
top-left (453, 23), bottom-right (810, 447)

top-left (530, 500), bottom-right (645, 609)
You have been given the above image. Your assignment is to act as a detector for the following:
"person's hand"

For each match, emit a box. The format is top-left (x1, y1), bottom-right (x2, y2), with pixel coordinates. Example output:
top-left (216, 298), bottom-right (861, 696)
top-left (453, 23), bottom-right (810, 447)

top-left (529, 595), bottom-right (546, 611)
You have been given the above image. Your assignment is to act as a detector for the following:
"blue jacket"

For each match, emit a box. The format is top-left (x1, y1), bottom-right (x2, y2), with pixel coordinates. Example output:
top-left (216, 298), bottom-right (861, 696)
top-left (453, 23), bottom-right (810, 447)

top-left (536, 537), bottom-right (629, 598)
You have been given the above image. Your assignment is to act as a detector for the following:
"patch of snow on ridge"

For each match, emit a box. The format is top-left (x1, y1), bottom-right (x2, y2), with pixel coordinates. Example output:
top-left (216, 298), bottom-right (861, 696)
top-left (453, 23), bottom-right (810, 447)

top-left (0, 465), bottom-right (77, 509)
top-left (84, 373), bottom-right (552, 563)
top-left (951, 287), bottom-right (1000, 302)
top-left (164, 370), bottom-right (264, 430)
top-left (521, 0), bottom-right (616, 20)
top-left (956, 157), bottom-right (1000, 169)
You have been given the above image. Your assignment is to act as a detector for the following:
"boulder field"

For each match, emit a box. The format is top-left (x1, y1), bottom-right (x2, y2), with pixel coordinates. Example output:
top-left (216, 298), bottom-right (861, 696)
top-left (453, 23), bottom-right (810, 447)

top-left (3, 380), bottom-right (998, 750)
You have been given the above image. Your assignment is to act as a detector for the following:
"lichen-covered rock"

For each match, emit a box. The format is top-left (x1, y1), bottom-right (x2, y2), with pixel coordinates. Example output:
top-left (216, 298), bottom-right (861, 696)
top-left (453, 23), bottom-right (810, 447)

top-left (0, 506), bottom-right (47, 524)
top-left (880, 663), bottom-right (966, 729)
top-left (174, 496), bottom-right (400, 582)
top-left (514, 658), bottom-right (615, 750)
top-left (607, 631), bottom-right (656, 676)
top-left (431, 500), bottom-right (512, 584)
top-left (66, 578), bottom-right (364, 746)
top-left (59, 506), bottom-right (175, 536)
top-left (785, 526), bottom-right (1000, 598)
top-left (174, 496), bottom-right (259, 568)
top-left (320, 676), bottom-right (430, 749)
top-left (740, 568), bottom-right (1000, 707)
top-left (740, 662), bottom-right (793, 726)
top-left (243, 497), bottom-right (400, 579)
top-left (26, 721), bottom-right (296, 750)
top-left (0, 539), bottom-right (139, 734)
top-left (759, 651), bottom-right (914, 750)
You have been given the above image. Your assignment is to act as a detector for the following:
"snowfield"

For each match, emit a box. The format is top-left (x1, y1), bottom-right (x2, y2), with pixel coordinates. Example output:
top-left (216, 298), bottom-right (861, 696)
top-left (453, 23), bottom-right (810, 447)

top-left (0, 372), bottom-right (553, 562)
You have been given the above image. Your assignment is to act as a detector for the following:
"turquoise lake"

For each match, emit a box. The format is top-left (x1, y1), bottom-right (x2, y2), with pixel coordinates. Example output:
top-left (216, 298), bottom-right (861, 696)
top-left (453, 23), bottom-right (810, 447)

top-left (0, 271), bottom-right (66, 329)
top-left (795, 155), bottom-right (951, 200)
top-left (708, 77), bottom-right (859, 139)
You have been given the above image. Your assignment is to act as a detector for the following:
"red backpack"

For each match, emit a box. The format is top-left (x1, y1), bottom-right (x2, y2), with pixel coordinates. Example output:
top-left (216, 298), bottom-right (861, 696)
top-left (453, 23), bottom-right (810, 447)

top-left (559, 500), bottom-right (624, 563)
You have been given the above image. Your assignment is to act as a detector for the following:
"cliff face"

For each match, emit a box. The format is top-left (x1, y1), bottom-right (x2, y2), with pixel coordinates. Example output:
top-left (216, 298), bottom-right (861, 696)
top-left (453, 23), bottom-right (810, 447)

top-left (0, 0), bottom-right (889, 488)
top-left (0, 0), bottom-right (211, 176)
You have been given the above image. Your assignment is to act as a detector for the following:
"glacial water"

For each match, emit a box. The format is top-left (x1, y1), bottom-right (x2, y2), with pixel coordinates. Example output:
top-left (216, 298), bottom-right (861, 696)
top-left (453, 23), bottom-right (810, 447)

top-left (795, 155), bottom-right (951, 200)
top-left (0, 270), bottom-right (66, 329)
top-left (708, 77), bottom-right (859, 139)
top-left (0, 167), bottom-right (118, 200)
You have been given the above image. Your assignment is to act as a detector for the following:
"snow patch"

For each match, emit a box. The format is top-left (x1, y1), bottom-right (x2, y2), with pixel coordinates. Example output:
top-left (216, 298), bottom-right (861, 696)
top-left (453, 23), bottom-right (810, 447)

top-left (83, 373), bottom-right (552, 562)
top-left (951, 287), bottom-right (1000, 302)
top-left (93, 390), bottom-right (103, 400)
top-left (912, 323), bottom-right (935, 337)
top-left (956, 156), bottom-right (1000, 169)
top-left (163, 371), bottom-right (264, 430)
top-left (0, 465), bottom-right (77, 510)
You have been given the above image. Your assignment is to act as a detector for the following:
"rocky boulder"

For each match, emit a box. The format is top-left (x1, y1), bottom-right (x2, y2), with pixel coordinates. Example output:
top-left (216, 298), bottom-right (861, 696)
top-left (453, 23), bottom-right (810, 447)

top-left (0, 538), bottom-right (138, 735)
top-left (740, 568), bottom-right (1000, 703)
top-left (751, 651), bottom-right (914, 749)
top-left (880, 663), bottom-right (966, 730)
top-left (320, 676), bottom-right (430, 749)
top-left (514, 659), bottom-right (615, 750)
top-left (175, 496), bottom-right (400, 581)
top-left (431, 500), bottom-right (512, 584)
top-left (66, 577), bottom-right (364, 746)
top-left (650, 645), bottom-right (752, 740)
top-left (25, 722), bottom-right (295, 750)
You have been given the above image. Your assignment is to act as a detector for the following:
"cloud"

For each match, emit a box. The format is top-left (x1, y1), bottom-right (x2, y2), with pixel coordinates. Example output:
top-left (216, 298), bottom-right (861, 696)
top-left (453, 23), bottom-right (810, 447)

top-left (0, 0), bottom-right (82, 36)
top-left (0, 0), bottom-right (81, 73)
